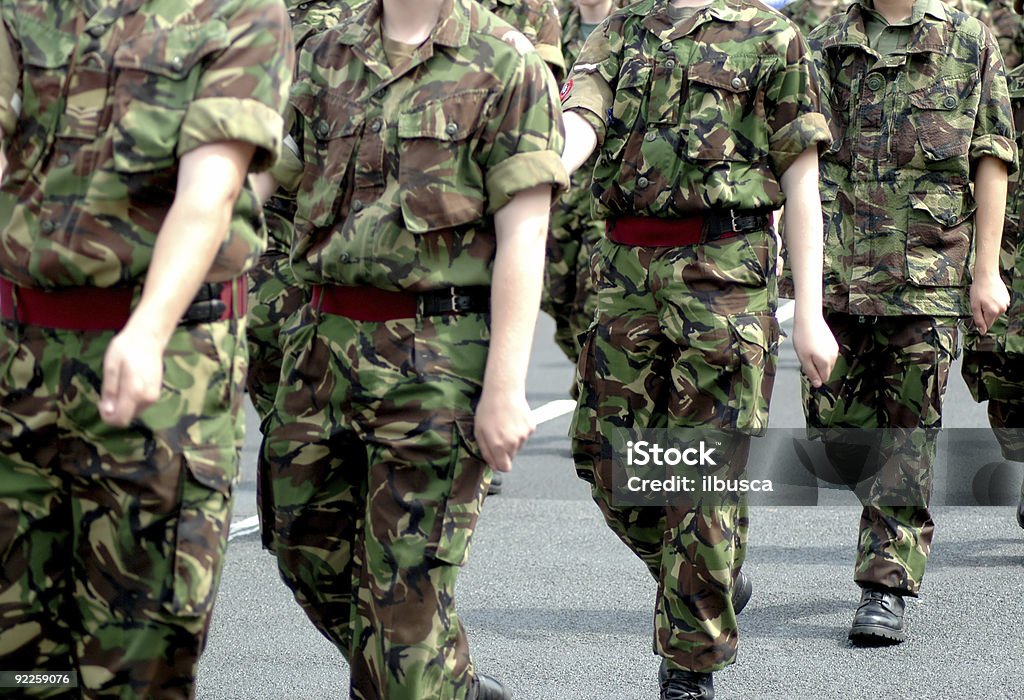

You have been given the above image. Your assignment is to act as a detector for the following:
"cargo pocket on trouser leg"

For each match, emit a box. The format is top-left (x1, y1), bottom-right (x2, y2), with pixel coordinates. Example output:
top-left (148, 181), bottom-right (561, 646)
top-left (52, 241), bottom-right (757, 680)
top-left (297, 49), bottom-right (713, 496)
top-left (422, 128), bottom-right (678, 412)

top-left (570, 325), bottom-right (601, 485)
top-left (433, 417), bottom-right (489, 568)
top-left (165, 448), bottom-right (234, 622)
top-left (727, 313), bottom-right (780, 437)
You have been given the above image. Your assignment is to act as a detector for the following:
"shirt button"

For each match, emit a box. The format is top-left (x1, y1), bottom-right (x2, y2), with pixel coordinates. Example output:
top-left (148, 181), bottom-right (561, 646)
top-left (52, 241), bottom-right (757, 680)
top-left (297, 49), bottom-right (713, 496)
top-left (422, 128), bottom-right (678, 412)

top-left (731, 77), bottom-right (744, 90)
top-left (171, 56), bottom-right (184, 70)
top-left (665, 59), bottom-right (676, 70)
top-left (56, 154), bottom-right (70, 166)
top-left (866, 74), bottom-right (883, 91)
top-left (445, 122), bottom-right (459, 136)
top-left (370, 118), bottom-right (383, 133)
top-left (351, 199), bottom-right (363, 212)
top-left (645, 131), bottom-right (657, 142)
top-left (661, 42), bottom-right (672, 51)
top-left (41, 220), bottom-right (55, 234)
top-left (315, 120), bottom-right (330, 139)
top-left (340, 253), bottom-right (351, 262)
top-left (87, 25), bottom-right (105, 37)
top-left (637, 176), bottom-right (650, 188)
top-left (943, 95), bottom-right (957, 109)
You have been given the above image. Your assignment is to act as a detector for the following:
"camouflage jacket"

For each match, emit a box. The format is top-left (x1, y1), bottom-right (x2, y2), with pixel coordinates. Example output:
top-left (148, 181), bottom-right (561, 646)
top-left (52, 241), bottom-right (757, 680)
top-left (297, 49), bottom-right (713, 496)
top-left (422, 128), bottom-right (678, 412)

top-left (810, 0), bottom-right (1017, 317)
top-left (481, 0), bottom-right (566, 82)
top-left (263, 0), bottom-right (356, 250)
top-left (284, 0), bottom-right (567, 292)
top-left (780, 0), bottom-right (851, 36)
top-left (561, 0), bottom-right (831, 219)
top-left (559, 1), bottom-right (623, 69)
top-left (970, 62), bottom-right (1024, 351)
top-left (0, 0), bottom-right (293, 289)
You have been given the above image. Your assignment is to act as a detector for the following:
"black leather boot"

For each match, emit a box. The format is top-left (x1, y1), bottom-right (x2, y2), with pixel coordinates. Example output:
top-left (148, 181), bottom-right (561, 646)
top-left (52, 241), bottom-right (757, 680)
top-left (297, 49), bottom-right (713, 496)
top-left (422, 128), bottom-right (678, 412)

top-left (472, 673), bottom-right (509, 700)
top-left (848, 587), bottom-right (906, 645)
top-left (658, 661), bottom-right (714, 700)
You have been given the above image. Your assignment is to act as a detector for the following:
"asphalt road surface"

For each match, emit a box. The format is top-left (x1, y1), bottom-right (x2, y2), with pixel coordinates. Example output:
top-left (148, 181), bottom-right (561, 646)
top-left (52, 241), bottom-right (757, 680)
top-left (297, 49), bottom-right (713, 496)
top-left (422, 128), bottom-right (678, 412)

top-left (196, 309), bottom-right (1024, 699)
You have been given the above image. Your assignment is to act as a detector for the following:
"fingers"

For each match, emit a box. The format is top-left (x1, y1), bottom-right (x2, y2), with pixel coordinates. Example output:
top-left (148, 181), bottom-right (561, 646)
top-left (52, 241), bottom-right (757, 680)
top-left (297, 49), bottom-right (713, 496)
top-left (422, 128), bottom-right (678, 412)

top-left (100, 339), bottom-right (162, 427)
top-left (100, 352), bottom-right (122, 422)
top-left (474, 422), bottom-right (534, 473)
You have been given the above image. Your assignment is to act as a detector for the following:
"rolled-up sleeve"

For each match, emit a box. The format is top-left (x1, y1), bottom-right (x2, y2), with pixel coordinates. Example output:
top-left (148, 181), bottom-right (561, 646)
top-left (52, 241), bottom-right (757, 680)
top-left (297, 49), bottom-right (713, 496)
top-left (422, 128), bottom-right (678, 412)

top-left (177, 0), bottom-right (294, 171)
top-left (560, 16), bottom-right (619, 146)
top-left (970, 24), bottom-right (1018, 175)
top-left (766, 28), bottom-right (832, 176)
top-left (483, 51), bottom-right (568, 213)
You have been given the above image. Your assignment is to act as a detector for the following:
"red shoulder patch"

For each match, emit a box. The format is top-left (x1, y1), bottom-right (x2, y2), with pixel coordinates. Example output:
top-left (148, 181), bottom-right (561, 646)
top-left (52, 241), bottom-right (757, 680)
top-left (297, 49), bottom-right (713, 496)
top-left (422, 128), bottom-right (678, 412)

top-left (560, 78), bottom-right (573, 102)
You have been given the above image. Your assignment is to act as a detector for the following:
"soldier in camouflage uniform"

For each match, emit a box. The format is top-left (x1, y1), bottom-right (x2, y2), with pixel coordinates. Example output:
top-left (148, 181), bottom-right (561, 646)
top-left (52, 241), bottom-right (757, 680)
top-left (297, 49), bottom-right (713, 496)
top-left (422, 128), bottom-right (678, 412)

top-left (541, 0), bottom-right (620, 371)
top-left (807, 0), bottom-right (1016, 646)
top-left (258, 0), bottom-right (566, 697)
top-left (0, 0), bottom-right (292, 697)
top-left (986, 0), bottom-right (1024, 70)
top-left (250, 0), bottom-right (357, 547)
top-left (560, 1), bottom-right (837, 696)
top-left (247, 0), bottom-right (356, 423)
top-left (962, 17), bottom-right (1024, 527)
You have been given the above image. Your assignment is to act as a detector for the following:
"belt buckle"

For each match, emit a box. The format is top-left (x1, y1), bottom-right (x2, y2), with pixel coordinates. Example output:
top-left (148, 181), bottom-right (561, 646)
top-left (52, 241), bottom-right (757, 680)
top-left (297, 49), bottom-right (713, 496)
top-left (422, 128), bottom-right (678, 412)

top-left (450, 286), bottom-right (458, 314)
top-left (729, 209), bottom-right (740, 234)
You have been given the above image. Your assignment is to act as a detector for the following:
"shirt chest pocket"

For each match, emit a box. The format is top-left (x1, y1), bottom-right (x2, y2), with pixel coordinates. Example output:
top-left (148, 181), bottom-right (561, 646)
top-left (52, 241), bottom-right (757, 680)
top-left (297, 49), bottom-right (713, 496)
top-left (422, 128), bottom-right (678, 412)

top-left (293, 91), bottom-right (363, 228)
top-left (684, 55), bottom-right (771, 163)
top-left (397, 93), bottom-right (488, 233)
top-left (14, 16), bottom-right (76, 172)
top-left (110, 23), bottom-right (229, 173)
top-left (906, 75), bottom-right (977, 164)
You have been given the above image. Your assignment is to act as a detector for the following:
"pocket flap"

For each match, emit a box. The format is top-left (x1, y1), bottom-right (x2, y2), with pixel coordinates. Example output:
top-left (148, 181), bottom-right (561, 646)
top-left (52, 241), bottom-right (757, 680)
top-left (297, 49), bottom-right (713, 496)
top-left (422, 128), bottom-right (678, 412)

top-left (292, 90), bottom-right (363, 141)
top-left (114, 22), bottom-right (229, 78)
top-left (397, 93), bottom-right (485, 141)
top-left (688, 54), bottom-right (767, 93)
top-left (909, 187), bottom-right (973, 227)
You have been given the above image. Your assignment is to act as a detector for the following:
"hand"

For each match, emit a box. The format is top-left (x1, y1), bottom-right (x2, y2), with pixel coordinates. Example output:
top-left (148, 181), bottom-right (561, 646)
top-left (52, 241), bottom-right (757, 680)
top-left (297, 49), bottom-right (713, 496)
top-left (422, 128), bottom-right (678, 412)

top-left (791, 312), bottom-right (839, 389)
top-left (473, 387), bottom-right (536, 472)
top-left (99, 325), bottom-right (165, 427)
top-left (969, 271), bottom-right (1010, 335)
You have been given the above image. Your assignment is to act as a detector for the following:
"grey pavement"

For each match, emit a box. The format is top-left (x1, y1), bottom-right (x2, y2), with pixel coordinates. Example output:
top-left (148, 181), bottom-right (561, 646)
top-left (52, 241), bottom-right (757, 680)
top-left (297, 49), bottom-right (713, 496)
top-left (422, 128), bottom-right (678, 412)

top-left (197, 312), bottom-right (1024, 699)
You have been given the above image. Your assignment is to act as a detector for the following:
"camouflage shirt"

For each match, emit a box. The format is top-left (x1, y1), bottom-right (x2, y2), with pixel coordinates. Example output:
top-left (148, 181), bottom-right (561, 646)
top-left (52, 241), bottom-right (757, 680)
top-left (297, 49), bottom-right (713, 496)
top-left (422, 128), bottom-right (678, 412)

top-left (480, 0), bottom-right (566, 82)
top-left (810, 0), bottom-right (1017, 317)
top-left (284, 0), bottom-right (567, 292)
top-left (560, 0), bottom-right (831, 220)
top-left (0, 0), bottom-right (293, 289)
top-left (780, 0), bottom-right (851, 36)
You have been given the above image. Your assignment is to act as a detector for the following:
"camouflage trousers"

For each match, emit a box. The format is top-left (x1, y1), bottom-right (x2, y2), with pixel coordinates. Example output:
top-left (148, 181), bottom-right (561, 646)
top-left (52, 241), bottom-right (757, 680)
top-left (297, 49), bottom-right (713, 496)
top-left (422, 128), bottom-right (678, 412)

top-left (803, 313), bottom-right (958, 596)
top-left (262, 305), bottom-right (492, 700)
top-left (961, 349), bottom-right (1024, 463)
top-left (571, 233), bottom-right (779, 673)
top-left (0, 319), bottom-right (246, 699)
top-left (542, 185), bottom-right (604, 364)
top-left (245, 242), bottom-right (310, 421)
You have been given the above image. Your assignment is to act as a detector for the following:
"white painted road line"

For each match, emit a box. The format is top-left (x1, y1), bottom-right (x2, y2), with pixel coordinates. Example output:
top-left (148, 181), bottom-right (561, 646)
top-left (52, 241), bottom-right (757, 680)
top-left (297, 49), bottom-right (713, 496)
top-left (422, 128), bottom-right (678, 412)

top-left (230, 304), bottom-right (797, 541)
top-left (776, 299), bottom-right (795, 323)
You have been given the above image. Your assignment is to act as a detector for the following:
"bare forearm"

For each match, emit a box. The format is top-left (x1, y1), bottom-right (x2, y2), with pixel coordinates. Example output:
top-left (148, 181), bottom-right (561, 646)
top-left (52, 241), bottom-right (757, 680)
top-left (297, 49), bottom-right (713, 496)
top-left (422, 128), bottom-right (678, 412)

top-left (780, 148), bottom-right (824, 318)
top-left (973, 156), bottom-right (1008, 280)
top-left (485, 186), bottom-right (550, 395)
top-left (560, 110), bottom-right (598, 177)
top-left (125, 142), bottom-right (254, 347)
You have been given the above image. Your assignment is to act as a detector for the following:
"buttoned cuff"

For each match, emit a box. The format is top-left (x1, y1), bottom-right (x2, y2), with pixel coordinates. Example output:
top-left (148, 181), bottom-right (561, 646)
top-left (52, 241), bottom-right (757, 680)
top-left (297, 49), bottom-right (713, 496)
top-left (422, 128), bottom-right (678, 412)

top-left (971, 134), bottom-right (1019, 177)
top-left (178, 97), bottom-right (285, 172)
top-left (769, 112), bottom-right (832, 176)
top-left (486, 150), bottom-right (569, 213)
